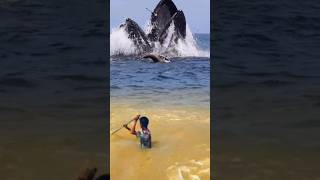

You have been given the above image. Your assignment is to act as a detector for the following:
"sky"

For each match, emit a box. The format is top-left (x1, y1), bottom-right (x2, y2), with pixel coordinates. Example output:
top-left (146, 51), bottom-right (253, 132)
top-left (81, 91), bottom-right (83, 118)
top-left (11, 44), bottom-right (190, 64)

top-left (110, 0), bottom-right (210, 34)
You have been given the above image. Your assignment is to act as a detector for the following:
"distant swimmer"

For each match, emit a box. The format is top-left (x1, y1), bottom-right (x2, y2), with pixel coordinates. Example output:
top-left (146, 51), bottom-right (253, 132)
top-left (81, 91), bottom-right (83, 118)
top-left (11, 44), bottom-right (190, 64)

top-left (123, 115), bottom-right (152, 149)
top-left (143, 53), bottom-right (171, 63)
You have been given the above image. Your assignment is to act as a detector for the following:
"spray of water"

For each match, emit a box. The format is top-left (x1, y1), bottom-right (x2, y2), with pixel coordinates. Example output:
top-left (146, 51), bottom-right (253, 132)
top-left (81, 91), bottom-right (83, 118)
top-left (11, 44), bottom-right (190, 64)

top-left (110, 22), bottom-right (209, 57)
top-left (176, 25), bottom-right (210, 57)
top-left (110, 27), bottom-right (137, 56)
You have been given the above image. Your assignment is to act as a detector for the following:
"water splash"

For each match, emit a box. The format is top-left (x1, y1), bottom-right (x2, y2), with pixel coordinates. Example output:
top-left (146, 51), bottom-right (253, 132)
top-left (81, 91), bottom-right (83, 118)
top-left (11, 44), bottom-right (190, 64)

top-left (110, 27), bottom-right (137, 56)
top-left (110, 23), bottom-right (209, 58)
top-left (175, 25), bottom-right (210, 57)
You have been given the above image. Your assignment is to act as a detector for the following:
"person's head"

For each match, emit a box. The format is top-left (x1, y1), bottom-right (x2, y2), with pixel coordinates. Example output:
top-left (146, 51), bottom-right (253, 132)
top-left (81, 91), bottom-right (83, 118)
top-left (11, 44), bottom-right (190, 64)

top-left (139, 116), bottom-right (149, 129)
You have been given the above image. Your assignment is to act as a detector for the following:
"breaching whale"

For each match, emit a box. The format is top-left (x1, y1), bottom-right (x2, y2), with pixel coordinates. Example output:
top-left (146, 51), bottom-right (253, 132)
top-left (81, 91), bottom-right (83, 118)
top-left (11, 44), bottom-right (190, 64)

top-left (119, 0), bottom-right (186, 55)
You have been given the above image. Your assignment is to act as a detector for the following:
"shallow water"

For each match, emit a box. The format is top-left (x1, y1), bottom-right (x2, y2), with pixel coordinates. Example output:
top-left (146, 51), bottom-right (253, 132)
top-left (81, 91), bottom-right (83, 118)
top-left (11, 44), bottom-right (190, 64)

top-left (110, 101), bottom-right (210, 180)
top-left (110, 34), bottom-right (210, 179)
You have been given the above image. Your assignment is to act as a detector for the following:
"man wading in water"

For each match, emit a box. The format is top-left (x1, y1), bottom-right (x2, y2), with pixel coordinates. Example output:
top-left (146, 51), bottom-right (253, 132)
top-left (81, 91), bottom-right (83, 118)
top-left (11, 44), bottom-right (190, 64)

top-left (123, 115), bottom-right (152, 149)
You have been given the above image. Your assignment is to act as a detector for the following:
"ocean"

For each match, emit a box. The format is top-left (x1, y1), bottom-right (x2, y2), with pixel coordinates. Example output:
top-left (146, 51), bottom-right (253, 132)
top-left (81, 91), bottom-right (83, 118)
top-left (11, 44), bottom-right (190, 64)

top-left (0, 0), bottom-right (108, 179)
top-left (110, 33), bottom-right (210, 179)
top-left (2, 0), bottom-right (319, 179)
top-left (213, 0), bottom-right (320, 179)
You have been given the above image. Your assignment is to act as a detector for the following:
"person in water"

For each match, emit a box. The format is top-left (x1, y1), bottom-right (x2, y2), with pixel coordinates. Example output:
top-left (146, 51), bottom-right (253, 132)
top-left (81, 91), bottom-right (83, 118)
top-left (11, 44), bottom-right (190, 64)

top-left (123, 115), bottom-right (152, 149)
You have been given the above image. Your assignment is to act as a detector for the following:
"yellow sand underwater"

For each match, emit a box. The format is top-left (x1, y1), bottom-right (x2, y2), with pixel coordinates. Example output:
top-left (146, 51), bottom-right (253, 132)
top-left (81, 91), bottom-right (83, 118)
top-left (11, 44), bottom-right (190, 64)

top-left (110, 101), bottom-right (210, 180)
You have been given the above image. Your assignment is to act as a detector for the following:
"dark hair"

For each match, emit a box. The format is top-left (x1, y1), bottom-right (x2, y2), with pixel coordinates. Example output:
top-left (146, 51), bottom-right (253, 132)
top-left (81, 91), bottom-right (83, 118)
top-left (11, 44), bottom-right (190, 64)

top-left (139, 116), bottom-right (149, 128)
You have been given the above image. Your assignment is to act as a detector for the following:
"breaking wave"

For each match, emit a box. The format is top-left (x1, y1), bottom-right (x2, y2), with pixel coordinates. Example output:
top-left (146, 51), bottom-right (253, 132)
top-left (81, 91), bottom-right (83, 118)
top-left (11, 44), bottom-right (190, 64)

top-left (110, 23), bottom-right (209, 58)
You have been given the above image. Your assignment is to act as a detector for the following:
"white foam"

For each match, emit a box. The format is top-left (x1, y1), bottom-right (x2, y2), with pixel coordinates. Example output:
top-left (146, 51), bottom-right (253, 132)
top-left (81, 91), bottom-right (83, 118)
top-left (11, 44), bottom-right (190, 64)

top-left (110, 22), bottom-right (210, 58)
top-left (110, 27), bottom-right (137, 56)
top-left (144, 20), bottom-right (153, 35)
top-left (151, 22), bottom-right (176, 56)
top-left (175, 25), bottom-right (210, 57)
top-left (166, 158), bottom-right (210, 180)
top-left (167, 165), bottom-right (201, 180)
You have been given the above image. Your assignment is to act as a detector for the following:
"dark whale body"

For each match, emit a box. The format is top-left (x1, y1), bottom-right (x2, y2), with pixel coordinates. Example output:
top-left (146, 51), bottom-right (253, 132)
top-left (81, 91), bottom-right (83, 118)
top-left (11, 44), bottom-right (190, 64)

top-left (148, 0), bottom-right (186, 43)
top-left (143, 53), bottom-right (170, 63)
top-left (119, 0), bottom-right (186, 54)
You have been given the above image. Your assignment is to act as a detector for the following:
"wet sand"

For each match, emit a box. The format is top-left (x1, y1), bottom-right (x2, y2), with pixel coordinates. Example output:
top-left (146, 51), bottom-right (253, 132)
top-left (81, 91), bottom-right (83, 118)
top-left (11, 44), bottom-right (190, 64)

top-left (110, 100), bottom-right (210, 180)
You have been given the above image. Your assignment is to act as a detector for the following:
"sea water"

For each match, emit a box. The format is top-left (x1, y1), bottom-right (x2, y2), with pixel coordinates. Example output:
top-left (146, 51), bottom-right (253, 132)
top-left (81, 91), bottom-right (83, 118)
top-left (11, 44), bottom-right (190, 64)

top-left (110, 28), bottom-right (210, 179)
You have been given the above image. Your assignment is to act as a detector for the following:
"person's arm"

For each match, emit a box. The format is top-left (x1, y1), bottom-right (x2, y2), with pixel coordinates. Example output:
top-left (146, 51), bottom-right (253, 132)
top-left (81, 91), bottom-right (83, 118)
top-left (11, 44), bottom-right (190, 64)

top-left (123, 115), bottom-right (140, 135)
top-left (130, 115), bottom-right (140, 135)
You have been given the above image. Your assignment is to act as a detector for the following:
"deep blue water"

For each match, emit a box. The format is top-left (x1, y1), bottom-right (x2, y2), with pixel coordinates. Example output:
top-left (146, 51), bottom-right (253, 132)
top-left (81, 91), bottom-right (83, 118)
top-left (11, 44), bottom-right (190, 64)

top-left (110, 34), bottom-right (210, 106)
